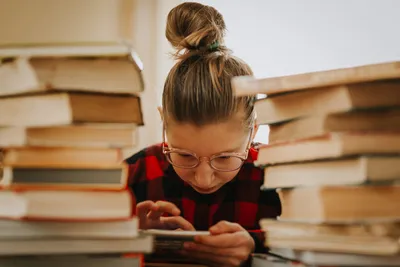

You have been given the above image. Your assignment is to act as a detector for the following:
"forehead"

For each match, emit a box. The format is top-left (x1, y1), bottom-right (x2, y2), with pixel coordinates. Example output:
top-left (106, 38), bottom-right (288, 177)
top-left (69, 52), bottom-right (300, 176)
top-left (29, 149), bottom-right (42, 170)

top-left (166, 120), bottom-right (248, 156)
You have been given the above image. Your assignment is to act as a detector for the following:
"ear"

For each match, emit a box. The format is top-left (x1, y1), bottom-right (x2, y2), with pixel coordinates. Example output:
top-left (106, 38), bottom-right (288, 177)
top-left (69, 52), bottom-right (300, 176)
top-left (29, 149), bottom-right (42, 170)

top-left (157, 106), bottom-right (164, 122)
top-left (251, 123), bottom-right (259, 141)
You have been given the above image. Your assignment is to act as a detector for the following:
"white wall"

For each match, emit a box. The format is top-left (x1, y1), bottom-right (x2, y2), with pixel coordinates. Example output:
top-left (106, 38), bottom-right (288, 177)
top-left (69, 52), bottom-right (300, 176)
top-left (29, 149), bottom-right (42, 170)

top-left (191, 0), bottom-right (400, 143)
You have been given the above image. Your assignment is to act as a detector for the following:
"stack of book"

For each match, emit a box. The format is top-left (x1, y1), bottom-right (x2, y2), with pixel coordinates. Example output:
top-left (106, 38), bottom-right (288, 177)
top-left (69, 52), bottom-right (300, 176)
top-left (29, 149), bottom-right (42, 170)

top-left (0, 44), bottom-right (152, 266)
top-left (0, 1), bottom-right (153, 266)
top-left (233, 61), bottom-right (400, 267)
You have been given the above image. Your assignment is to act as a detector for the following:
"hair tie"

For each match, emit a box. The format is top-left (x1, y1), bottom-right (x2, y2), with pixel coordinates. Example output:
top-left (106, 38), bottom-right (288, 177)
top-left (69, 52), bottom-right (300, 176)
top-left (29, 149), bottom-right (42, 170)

top-left (208, 41), bottom-right (219, 51)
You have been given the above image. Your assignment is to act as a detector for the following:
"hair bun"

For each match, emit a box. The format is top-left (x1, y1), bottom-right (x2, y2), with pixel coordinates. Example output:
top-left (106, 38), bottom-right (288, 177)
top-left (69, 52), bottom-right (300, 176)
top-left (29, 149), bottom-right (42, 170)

top-left (166, 2), bottom-right (226, 58)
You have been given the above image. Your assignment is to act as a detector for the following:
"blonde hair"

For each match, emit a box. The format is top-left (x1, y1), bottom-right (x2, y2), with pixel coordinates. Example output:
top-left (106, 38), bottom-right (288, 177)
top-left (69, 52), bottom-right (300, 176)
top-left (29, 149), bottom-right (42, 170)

top-left (163, 2), bottom-right (255, 128)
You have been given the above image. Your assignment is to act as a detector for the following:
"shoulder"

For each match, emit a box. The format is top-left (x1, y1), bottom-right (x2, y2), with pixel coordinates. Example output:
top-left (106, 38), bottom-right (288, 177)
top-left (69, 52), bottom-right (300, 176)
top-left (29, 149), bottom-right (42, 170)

top-left (125, 143), bottom-right (164, 164)
top-left (125, 143), bottom-right (169, 184)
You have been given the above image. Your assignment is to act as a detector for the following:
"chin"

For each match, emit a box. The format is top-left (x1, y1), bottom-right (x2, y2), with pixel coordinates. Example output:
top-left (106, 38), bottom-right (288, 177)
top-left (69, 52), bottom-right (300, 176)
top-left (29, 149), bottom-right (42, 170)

top-left (192, 185), bottom-right (220, 194)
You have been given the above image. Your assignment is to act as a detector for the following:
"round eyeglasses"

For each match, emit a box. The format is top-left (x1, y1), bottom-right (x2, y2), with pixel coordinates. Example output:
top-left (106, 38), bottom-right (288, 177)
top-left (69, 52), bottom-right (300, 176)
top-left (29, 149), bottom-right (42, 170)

top-left (162, 126), bottom-right (253, 172)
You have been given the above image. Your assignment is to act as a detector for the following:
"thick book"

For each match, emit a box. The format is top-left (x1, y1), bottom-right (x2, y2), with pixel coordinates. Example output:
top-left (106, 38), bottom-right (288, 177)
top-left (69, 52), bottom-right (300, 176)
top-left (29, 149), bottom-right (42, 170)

top-left (271, 248), bottom-right (400, 266)
top-left (0, 234), bottom-right (153, 256)
top-left (0, 44), bottom-right (144, 96)
top-left (0, 189), bottom-right (134, 220)
top-left (261, 219), bottom-right (400, 256)
top-left (1, 164), bottom-right (128, 190)
top-left (278, 185), bottom-right (400, 223)
top-left (254, 80), bottom-right (400, 124)
top-left (1, 147), bottom-right (125, 167)
top-left (0, 124), bottom-right (137, 148)
top-left (269, 108), bottom-right (400, 143)
top-left (0, 217), bottom-right (138, 239)
top-left (262, 156), bottom-right (400, 188)
top-left (0, 0), bottom-right (135, 46)
top-left (232, 61), bottom-right (400, 96)
top-left (0, 92), bottom-right (143, 127)
top-left (257, 132), bottom-right (400, 165)
top-left (0, 254), bottom-right (144, 267)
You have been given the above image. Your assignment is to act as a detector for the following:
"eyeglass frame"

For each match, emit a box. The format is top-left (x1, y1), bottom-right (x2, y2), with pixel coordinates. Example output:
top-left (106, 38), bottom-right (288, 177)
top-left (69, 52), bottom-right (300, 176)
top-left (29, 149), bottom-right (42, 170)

top-left (161, 124), bottom-right (254, 172)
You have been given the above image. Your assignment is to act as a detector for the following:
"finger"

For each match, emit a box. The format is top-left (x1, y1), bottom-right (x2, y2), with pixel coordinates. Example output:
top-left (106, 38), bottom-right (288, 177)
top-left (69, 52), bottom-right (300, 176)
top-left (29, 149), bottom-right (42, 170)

top-left (161, 216), bottom-right (195, 231)
top-left (183, 242), bottom-right (250, 261)
top-left (195, 231), bottom-right (248, 248)
top-left (136, 200), bottom-right (156, 219)
top-left (147, 201), bottom-right (180, 219)
top-left (209, 220), bottom-right (244, 234)
top-left (180, 250), bottom-right (242, 267)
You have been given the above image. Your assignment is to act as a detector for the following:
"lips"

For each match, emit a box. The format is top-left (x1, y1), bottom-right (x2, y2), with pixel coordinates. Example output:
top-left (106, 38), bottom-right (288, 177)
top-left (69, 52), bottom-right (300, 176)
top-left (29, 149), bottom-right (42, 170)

top-left (192, 185), bottom-right (219, 194)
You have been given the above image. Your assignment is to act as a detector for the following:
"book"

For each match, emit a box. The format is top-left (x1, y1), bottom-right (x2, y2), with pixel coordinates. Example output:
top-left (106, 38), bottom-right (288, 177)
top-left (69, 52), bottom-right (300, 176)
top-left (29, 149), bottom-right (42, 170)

top-left (232, 61), bottom-right (400, 96)
top-left (261, 219), bottom-right (400, 255)
top-left (1, 165), bottom-right (128, 190)
top-left (0, 0), bottom-right (135, 46)
top-left (271, 248), bottom-right (400, 266)
top-left (0, 254), bottom-right (144, 267)
top-left (257, 132), bottom-right (400, 165)
top-left (0, 218), bottom-right (138, 239)
top-left (0, 124), bottom-right (138, 148)
top-left (0, 189), bottom-right (134, 220)
top-left (0, 45), bottom-right (144, 97)
top-left (278, 185), bottom-right (400, 223)
top-left (1, 147), bottom-right (125, 167)
top-left (254, 80), bottom-right (400, 124)
top-left (0, 92), bottom-right (143, 127)
top-left (0, 234), bottom-right (153, 256)
top-left (269, 108), bottom-right (400, 143)
top-left (262, 156), bottom-right (400, 188)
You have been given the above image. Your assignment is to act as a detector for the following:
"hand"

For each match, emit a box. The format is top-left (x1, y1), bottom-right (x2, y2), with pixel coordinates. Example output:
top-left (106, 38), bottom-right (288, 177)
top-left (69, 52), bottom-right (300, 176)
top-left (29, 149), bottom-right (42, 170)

top-left (181, 221), bottom-right (255, 267)
top-left (136, 200), bottom-right (195, 230)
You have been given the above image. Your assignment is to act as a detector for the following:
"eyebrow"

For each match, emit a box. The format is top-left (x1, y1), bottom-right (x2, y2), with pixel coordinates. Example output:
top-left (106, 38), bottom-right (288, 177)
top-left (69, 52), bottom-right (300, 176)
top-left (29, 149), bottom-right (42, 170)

top-left (169, 143), bottom-right (244, 155)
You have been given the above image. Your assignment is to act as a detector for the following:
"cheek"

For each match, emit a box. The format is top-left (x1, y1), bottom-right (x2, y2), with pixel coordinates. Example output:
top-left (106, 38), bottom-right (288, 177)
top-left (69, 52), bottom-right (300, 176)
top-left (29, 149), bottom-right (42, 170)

top-left (173, 168), bottom-right (194, 182)
top-left (216, 170), bottom-right (240, 183)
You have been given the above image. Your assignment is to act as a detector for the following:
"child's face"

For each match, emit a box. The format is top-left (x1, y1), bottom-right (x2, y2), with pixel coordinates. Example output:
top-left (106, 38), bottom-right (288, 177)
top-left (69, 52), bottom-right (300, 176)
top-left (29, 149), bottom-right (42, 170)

top-left (165, 120), bottom-right (252, 194)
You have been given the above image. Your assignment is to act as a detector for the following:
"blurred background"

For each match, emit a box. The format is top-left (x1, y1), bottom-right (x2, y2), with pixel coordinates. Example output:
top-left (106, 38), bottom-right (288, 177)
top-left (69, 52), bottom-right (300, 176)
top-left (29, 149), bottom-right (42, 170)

top-left (2, 0), bottom-right (400, 149)
top-left (135, 0), bottom-right (400, 148)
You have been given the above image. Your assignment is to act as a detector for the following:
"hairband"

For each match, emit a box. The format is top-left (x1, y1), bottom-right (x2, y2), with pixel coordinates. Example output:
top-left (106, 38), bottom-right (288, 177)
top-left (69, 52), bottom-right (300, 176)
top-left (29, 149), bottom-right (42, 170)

top-left (208, 41), bottom-right (219, 51)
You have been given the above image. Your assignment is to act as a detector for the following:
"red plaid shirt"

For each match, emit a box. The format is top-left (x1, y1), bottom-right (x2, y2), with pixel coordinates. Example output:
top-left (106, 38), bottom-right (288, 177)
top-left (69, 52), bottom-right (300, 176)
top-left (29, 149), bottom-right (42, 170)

top-left (126, 143), bottom-right (281, 253)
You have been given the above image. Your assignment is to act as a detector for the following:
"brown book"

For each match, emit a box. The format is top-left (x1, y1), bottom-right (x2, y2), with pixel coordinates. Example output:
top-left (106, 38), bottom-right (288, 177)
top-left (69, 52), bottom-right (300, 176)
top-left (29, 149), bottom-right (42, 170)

top-left (1, 147), bottom-right (125, 167)
top-left (0, 92), bottom-right (143, 127)
top-left (1, 165), bottom-right (128, 191)
top-left (263, 156), bottom-right (400, 189)
top-left (0, 218), bottom-right (139, 239)
top-left (255, 80), bottom-right (400, 124)
top-left (0, 44), bottom-right (143, 97)
top-left (278, 185), bottom-right (400, 223)
top-left (269, 108), bottom-right (400, 143)
top-left (261, 219), bottom-right (400, 256)
top-left (0, 189), bottom-right (134, 220)
top-left (232, 61), bottom-right (400, 96)
top-left (0, 0), bottom-right (134, 46)
top-left (257, 132), bottom-right (400, 165)
top-left (0, 124), bottom-right (137, 148)
top-left (0, 235), bottom-right (153, 256)
top-left (269, 249), bottom-right (400, 267)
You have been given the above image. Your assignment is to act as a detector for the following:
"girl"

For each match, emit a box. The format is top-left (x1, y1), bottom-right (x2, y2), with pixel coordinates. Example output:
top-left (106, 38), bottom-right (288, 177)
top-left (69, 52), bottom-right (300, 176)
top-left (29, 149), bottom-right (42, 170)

top-left (127, 2), bottom-right (281, 266)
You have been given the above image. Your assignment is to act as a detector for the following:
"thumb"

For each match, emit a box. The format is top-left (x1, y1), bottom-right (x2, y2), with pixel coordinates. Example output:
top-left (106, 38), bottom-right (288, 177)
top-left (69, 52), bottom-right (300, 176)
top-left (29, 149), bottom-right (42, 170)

top-left (162, 216), bottom-right (195, 231)
top-left (209, 220), bottom-right (243, 235)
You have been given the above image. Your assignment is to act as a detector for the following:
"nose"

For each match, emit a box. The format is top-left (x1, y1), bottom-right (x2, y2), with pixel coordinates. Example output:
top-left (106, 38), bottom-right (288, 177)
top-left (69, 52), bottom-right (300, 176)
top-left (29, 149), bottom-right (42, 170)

top-left (194, 158), bottom-right (215, 188)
